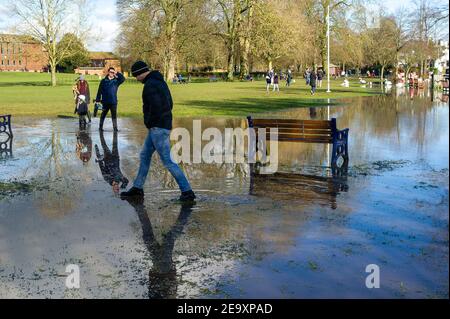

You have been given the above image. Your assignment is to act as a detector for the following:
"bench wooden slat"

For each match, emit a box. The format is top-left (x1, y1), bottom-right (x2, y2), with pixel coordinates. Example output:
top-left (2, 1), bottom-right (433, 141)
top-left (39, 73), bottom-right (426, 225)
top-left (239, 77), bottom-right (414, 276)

top-left (252, 119), bottom-right (331, 125)
top-left (275, 137), bottom-right (333, 143)
top-left (253, 123), bottom-right (332, 129)
top-left (259, 132), bottom-right (332, 140)
top-left (257, 128), bottom-right (332, 135)
top-left (253, 120), bottom-right (332, 126)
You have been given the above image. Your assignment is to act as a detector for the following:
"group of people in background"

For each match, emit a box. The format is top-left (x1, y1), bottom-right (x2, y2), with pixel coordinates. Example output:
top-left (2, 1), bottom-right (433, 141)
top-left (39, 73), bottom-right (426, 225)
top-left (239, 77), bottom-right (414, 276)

top-left (265, 67), bottom-right (327, 95)
top-left (304, 68), bottom-right (325, 95)
top-left (265, 69), bottom-right (293, 93)
top-left (72, 67), bottom-right (125, 131)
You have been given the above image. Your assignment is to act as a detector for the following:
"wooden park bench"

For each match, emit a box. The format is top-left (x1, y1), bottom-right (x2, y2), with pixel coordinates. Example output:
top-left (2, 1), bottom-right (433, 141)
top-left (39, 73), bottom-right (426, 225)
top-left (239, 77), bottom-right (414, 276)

top-left (0, 114), bottom-right (13, 158)
top-left (247, 117), bottom-right (349, 171)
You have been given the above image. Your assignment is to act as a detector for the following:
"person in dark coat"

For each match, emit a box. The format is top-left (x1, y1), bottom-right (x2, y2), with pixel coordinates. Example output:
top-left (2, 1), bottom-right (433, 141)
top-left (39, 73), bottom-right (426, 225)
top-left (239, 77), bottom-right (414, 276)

top-left (317, 68), bottom-right (324, 88)
top-left (95, 131), bottom-right (129, 194)
top-left (74, 75), bottom-right (92, 122)
top-left (120, 61), bottom-right (196, 202)
top-left (305, 68), bottom-right (311, 85)
top-left (95, 67), bottom-right (125, 131)
top-left (310, 70), bottom-right (317, 95)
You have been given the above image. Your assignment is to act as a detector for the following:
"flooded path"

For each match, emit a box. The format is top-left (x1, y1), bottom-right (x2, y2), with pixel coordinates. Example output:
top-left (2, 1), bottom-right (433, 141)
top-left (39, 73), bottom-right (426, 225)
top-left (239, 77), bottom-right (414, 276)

top-left (0, 89), bottom-right (448, 298)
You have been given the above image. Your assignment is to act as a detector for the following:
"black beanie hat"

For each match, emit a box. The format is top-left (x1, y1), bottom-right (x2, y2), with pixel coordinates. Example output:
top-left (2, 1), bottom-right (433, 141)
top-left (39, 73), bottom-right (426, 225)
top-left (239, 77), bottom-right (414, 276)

top-left (131, 61), bottom-right (150, 77)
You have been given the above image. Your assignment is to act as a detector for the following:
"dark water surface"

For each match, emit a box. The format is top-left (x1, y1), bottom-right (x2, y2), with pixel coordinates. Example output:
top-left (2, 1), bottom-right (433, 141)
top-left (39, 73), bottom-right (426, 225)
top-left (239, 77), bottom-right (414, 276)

top-left (0, 89), bottom-right (448, 298)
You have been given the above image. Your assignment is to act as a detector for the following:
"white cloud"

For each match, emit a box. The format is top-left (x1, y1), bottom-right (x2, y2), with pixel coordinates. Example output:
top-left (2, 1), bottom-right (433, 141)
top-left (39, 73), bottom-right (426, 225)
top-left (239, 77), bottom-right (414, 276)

top-left (88, 0), bottom-right (120, 51)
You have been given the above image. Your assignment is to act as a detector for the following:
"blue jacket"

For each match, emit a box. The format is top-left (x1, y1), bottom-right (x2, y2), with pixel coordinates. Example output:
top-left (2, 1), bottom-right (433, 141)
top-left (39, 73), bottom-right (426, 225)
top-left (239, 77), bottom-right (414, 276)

top-left (96, 73), bottom-right (125, 105)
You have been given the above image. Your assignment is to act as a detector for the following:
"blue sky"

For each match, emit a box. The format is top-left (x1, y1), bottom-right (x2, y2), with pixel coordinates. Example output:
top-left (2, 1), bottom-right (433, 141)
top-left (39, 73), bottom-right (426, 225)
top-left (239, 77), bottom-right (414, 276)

top-left (0, 0), bottom-right (427, 52)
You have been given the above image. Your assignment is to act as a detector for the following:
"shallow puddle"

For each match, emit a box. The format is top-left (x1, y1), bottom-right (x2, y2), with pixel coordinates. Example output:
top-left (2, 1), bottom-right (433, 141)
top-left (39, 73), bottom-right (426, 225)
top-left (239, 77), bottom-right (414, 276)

top-left (0, 89), bottom-right (448, 298)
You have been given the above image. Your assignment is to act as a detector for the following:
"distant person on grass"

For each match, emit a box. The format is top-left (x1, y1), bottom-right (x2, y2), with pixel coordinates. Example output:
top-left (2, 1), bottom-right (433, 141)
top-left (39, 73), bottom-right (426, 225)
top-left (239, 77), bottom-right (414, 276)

top-left (305, 68), bottom-right (311, 85)
top-left (120, 61), bottom-right (196, 202)
top-left (95, 67), bottom-right (125, 132)
top-left (317, 68), bottom-right (324, 88)
top-left (266, 72), bottom-right (272, 93)
top-left (310, 70), bottom-right (317, 95)
top-left (286, 69), bottom-right (292, 87)
top-left (273, 73), bottom-right (280, 92)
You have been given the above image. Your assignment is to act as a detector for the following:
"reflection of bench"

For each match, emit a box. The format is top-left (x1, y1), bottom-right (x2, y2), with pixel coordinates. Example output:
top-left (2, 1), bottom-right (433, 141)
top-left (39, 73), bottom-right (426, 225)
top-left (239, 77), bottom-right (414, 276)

top-left (442, 80), bottom-right (449, 93)
top-left (247, 117), bottom-right (349, 171)
top-left (0, 114), bottom-right (13, 158)
top-left (250, 172), bottom-right (348, 209)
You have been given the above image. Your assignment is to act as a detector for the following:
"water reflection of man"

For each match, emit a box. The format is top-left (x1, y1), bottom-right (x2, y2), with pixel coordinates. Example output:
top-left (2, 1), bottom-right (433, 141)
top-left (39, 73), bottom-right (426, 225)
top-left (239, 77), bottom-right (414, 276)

top-left (76, 128), bottom-right (92, 164)
top-left (95, 131), bottom-right (129, 194)
top-left (124, 197), bottom-right (194, 299)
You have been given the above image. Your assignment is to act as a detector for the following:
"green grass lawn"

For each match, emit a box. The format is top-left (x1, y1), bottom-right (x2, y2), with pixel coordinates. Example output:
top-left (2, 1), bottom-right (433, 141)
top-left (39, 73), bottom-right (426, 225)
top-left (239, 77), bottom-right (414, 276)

top-left (0, 72), bottom-right (383, 118)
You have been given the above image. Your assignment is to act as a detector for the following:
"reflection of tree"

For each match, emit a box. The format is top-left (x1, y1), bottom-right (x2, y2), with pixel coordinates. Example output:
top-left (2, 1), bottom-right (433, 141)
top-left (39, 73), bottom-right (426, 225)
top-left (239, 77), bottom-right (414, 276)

top-left (30, 121), bottom-right (84, 218)
top-left (124, 198), bottom-right (194, 299)
top-left (275, 94), bottom-right (439, 163)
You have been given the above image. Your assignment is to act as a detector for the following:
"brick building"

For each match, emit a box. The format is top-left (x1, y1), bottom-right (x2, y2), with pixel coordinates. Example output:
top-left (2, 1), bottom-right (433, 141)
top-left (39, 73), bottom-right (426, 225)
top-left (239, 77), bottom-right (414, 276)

top-left (75, 52), bottom-right (122, 76)
top-left (0, 34), bottom-right (47, 72)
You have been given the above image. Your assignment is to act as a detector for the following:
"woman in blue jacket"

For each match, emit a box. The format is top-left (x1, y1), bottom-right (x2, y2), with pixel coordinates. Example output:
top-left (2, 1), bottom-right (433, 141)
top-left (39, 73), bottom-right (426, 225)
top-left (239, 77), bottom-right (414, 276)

top-left (95, 67), bottom-right (125, 131)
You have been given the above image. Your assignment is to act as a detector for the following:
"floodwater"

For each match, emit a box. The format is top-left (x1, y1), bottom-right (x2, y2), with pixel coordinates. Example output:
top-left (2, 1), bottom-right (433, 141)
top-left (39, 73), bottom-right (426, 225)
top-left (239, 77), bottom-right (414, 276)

top-left (0, 88), bottom-right (448, 299)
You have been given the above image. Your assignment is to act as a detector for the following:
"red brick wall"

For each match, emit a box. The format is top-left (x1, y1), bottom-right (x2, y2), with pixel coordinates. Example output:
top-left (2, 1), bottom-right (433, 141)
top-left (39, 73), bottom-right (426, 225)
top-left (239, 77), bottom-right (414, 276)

top-left (0, 39), bottom-right (47, 72)
top-left (75, 58), bottom-right (122, 77)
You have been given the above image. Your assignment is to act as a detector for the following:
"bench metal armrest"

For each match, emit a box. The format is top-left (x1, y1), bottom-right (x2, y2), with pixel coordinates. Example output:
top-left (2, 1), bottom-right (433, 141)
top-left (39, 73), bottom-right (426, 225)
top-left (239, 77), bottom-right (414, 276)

top-left (334, 128), bottom-right (349, 143)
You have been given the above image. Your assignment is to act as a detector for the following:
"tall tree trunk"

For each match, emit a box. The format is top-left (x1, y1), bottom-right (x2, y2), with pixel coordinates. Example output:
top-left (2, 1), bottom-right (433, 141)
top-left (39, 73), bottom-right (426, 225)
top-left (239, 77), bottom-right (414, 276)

top-left (164, 23), bottom-right (177, 82)
top-left (319, 0), bottom-right (330, 72)
top-left (319, 20), bottom-right (327, 72)
top-left (162, 6), bottom-right (180, 82)
top-left (268, 60), bottom-right (273, 71)
top-left (227, 41), bottom-right (235, 81)
top-left (239, 2), bottom-right (253, 79)
top-left (380, 64), bottom-right (385, 81)
top-left (51, 65), bottom-right (57, 87)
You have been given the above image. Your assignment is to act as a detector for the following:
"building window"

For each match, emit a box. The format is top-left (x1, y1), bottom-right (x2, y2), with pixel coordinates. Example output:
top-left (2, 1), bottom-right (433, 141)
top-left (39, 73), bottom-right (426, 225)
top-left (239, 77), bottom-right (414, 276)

top-left (19, 60), bottom-right (22, 65)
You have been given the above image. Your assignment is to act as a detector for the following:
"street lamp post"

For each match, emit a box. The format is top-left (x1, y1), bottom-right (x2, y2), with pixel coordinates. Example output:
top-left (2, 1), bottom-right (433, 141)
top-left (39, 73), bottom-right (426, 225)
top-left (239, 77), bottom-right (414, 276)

top-left (326, 4), bottom-right (331, 93)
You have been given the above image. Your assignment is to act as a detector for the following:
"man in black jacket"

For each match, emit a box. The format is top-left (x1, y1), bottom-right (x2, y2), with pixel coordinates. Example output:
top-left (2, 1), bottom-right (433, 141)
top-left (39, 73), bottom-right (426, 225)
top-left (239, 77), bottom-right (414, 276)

top-left (121, 61), bottom-right (196, 202)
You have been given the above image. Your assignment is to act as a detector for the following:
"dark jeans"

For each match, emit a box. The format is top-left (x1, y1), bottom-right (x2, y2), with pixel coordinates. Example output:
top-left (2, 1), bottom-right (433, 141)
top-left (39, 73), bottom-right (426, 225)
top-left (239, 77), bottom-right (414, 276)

top-left (100, 103), bottom-right (117, 129)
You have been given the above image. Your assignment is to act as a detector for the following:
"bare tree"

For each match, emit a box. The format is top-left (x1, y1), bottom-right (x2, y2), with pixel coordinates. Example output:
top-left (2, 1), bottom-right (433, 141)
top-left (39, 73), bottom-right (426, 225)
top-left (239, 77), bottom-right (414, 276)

top-left (12, 0), bottom-right (90, 86)
top-left (117, 0), bottom-right (193, 82)
top-left (213, 0), bottom-right (252, 80)
top-left (409, 0), bottom-right (449, 76)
